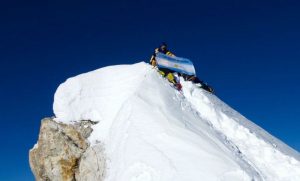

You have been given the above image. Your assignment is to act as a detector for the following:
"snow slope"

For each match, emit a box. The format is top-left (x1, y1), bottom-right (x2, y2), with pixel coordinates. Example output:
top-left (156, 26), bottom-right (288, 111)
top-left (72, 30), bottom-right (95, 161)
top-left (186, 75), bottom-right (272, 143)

top-left (54, 62), bottom-right (300, 181)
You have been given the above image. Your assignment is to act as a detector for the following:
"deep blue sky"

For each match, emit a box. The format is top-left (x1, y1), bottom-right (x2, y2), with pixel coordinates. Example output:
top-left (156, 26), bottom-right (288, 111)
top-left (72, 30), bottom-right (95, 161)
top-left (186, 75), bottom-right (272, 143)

top-left (1, 0), bottom-right (299, 180)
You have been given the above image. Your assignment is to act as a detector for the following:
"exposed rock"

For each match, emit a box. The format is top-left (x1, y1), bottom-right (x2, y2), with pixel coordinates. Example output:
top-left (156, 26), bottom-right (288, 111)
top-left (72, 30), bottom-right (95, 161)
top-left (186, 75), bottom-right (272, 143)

top-left (76, 145), bottom-right (106, 181)
top-left (29, 117), bottom-right (105, 181)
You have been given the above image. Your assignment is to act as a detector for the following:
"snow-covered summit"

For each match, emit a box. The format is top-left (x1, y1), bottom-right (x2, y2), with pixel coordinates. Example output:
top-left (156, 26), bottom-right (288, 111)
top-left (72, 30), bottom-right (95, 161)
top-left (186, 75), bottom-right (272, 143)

top-left (53, 62), bottom-right (300, 181)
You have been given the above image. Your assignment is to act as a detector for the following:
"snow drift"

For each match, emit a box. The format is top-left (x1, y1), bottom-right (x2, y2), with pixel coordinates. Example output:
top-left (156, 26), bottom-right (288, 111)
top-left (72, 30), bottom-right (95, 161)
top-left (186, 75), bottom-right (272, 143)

top-left (53, 62), bottom-right (300, 181)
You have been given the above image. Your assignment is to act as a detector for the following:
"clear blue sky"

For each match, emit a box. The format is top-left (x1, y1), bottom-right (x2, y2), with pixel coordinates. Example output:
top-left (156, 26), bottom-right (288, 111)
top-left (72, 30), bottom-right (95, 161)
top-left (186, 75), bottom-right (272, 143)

top-left (0, 0), bottom-right (299, 180)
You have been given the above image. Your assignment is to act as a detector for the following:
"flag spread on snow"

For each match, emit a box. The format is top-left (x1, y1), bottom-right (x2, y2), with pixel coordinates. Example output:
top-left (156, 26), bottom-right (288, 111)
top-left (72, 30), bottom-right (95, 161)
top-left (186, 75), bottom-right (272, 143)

top-left (156, 52), bottom-right (196, 75)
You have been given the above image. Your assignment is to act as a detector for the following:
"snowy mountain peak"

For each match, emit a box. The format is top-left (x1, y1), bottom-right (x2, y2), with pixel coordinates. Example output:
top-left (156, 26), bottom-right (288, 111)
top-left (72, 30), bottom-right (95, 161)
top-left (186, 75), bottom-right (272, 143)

top-left (32, 62), bottom-right (300, 181)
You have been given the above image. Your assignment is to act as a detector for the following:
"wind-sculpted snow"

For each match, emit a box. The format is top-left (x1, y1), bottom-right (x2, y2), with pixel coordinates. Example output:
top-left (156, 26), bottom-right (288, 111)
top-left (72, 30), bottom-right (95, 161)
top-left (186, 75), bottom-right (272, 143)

top-left (54, 62), bottom-right (300, 181)
top-left (181, 81), bottom-right (300, 181)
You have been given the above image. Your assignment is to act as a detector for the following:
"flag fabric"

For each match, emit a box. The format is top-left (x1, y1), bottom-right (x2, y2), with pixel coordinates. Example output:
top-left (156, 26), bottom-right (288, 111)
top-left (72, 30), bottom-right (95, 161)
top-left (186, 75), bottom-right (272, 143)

top-left (155, 52), bottom-right (196, 76)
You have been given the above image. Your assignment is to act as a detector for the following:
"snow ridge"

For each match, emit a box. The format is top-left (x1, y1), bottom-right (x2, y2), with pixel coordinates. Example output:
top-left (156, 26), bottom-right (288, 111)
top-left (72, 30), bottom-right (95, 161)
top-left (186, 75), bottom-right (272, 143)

top-left (54, 62), bottom-right (300, 181)
top-left (174, 90), bottom-right (263, 180)
top-left (181, 80), bottom-right (300, 180)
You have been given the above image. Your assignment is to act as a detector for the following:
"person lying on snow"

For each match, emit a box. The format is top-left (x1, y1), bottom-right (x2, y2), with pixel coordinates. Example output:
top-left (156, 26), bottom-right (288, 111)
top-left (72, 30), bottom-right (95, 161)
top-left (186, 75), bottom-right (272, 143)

top-left (181, 74), bottom-right (214, 93)
top-left (150, 42), bottom-right (182, 90)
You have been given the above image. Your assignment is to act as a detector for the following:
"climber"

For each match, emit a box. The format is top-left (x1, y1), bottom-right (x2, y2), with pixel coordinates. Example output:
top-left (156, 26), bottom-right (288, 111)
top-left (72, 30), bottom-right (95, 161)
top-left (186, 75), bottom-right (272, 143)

top-left (150, 42), bottom-right (182, 90)
top-left (150, 42), bottom-right (174, 67)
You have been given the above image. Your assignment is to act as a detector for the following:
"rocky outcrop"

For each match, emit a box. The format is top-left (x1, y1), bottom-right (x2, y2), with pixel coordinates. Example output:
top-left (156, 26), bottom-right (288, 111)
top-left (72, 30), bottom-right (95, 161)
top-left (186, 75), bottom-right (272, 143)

top-left (29, 117), bottom-right (106, 181)
top-left (76, 145), bottom-right (106, 180)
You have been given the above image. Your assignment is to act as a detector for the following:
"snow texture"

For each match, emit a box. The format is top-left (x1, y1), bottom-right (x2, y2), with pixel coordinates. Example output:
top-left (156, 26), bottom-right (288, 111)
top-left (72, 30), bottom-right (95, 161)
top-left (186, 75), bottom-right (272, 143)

top-left (54, 62), bottom-right (300, 181)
